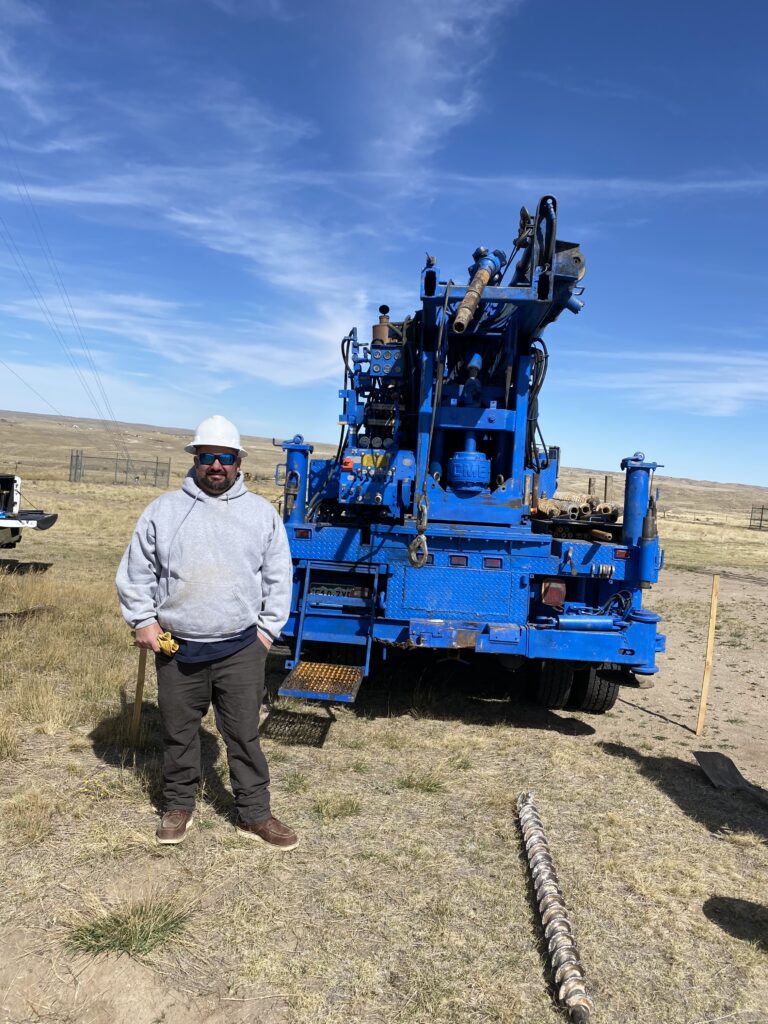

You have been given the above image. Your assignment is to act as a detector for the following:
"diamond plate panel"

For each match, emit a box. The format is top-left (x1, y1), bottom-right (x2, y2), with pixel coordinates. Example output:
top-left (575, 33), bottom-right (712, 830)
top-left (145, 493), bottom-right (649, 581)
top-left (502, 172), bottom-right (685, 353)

top-left (384, 565), bottom-right (530, 624)
top-left (402, 567), bottom-right (510, 617)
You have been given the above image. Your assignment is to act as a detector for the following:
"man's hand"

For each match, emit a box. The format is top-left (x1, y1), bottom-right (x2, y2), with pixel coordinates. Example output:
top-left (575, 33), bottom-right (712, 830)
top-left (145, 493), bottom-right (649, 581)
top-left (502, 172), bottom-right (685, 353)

top-left (135, 622), bottom-right (163, 653)
top-left (257, 630), bottom-right (273, 651)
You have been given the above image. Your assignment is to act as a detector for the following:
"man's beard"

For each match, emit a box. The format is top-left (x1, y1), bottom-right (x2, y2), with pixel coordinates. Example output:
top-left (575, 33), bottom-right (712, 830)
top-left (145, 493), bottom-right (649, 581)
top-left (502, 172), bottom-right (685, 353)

top-left (196, 469), bottom-right (234, 494)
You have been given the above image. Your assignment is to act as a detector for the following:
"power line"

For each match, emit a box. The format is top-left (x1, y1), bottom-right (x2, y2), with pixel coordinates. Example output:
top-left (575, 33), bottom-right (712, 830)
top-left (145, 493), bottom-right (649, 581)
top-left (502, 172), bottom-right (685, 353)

top-left (0, 214), bottom-right (129, 458)
top-left (3, 134), bottom-right (130, 457)
top-left (0, 216), bottom-right (110, 418)
top-left (0, 131), bottom-right (132, 462)
top-left (0, 356), bottom-right (69, 418)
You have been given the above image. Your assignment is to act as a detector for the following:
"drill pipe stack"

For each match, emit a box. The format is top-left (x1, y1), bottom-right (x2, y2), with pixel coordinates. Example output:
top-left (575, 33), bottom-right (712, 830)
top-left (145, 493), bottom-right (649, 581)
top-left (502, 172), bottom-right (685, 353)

top-left (536, 494), bottom-right (619, 522)
top-left (517, 791), bottom-right (594, 1023)
top-left (537, 498), bottom-right (564, 519)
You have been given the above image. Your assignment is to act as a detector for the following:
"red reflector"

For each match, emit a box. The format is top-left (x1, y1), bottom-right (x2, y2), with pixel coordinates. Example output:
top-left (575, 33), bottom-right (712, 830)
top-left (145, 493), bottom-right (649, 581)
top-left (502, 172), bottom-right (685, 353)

top-left (541, 579), bottom-right (567, 606)
top-left (614, 549), bottom-right (629, 560)
top-left (341, 457), bottom-right (354, 471)
top-left (483, 557), bottom-right (503, 569)
top-left (449, 555), bottom-right (468, 567)
top-left (294, 528), bottom-right (312, 539)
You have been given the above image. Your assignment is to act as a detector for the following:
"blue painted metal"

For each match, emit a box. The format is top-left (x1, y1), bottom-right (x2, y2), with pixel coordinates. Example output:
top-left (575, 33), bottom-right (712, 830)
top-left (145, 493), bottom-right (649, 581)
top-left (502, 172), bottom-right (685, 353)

top-left (276, 435), bottom-right (314, 525)
top-left (280, 687), bottom-right (358, 703)
top-left (621, 452), bottom-right (658, 544)
top-left (275, 196), bottom-right (665, 699)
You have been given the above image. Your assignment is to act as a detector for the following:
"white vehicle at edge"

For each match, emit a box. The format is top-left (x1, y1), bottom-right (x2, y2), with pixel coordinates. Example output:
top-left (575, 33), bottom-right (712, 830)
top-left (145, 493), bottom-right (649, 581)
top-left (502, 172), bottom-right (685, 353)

top-left (0, 474), bottom-right (57, 550)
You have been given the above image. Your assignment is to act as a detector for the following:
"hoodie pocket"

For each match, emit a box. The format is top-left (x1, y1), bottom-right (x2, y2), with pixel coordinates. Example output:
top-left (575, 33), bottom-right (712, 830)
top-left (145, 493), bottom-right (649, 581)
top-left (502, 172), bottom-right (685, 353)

top-left (158, 579), bottom-right (254, 637)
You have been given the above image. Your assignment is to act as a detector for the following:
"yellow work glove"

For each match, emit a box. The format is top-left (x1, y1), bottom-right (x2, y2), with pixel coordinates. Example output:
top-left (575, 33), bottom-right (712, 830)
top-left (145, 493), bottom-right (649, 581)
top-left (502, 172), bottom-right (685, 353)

top-left (157, 631), bottom-right (179, 656)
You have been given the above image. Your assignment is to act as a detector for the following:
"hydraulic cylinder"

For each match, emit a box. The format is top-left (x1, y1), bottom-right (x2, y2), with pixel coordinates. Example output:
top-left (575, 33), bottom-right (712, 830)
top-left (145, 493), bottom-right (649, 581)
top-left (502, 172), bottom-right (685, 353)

top-left (280, 435), bottom-right (314, 524)
top-left (620, 452), bottom-right (658, 546)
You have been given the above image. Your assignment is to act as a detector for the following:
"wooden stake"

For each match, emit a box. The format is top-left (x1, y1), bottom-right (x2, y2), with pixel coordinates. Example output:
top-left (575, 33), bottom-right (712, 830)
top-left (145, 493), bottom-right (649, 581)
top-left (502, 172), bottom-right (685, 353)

top-left (130, 647), bottom-right (148, 747)
top-left (695, 575), bottom-right (720, 736)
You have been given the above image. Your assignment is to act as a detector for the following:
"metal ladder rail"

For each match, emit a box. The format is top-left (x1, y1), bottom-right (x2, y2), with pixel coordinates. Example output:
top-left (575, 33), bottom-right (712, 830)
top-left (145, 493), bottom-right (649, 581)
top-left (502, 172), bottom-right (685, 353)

top-left (286, 562), bottom-right (313, 671)
top-left (361, 563), bottom-right (382, 677)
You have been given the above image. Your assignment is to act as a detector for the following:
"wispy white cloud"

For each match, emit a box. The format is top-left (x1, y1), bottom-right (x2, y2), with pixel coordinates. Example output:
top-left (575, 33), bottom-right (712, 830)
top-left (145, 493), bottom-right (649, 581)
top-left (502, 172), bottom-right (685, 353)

top-left (558, 347), bottom-right (768, 416)
top-left (435, 171), bottom-right (768, 201)
top-left (0, 357), bottom-right (207, 436)
top-left (0, 0), bottom-right (46, 28)
top-left (0, 285), bottom-right (360, 388)
top-left (199, 79), bottom-right (317, 148)
top-left (516, 70), bottom-right (679, 112)
top-left (8, 159), bottom-right (768, 213)
top-left (0, 40), bottom-right (52, 124)
top-left (0, 2), bottom-right (55, 125)
top-left (364, 0), bottom-right (522, 165)
top-left (7, 132), bottom-right (107, 155)
top-left (204, 0), bottom-right (291, 19)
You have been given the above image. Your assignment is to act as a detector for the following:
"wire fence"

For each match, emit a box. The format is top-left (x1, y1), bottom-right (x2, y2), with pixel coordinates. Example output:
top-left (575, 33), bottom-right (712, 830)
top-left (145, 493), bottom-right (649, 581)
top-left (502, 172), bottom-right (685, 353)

top-left (69, 449), bottom-right (171, 487)
top-left (659, 508), bottom-right (755, 528)
top-left (749, 506), bottom-right (768, 531)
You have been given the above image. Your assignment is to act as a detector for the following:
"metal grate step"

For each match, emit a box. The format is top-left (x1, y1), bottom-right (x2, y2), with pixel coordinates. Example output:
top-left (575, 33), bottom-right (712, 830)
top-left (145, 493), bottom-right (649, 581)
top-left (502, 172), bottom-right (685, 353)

top-left (278, 661), bottom-right (363, 703)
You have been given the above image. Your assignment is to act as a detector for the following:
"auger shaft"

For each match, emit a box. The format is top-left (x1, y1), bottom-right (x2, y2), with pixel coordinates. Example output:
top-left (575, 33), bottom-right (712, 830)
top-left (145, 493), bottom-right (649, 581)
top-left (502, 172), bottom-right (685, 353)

top-left (516, 791), bottom-right (594, 1023)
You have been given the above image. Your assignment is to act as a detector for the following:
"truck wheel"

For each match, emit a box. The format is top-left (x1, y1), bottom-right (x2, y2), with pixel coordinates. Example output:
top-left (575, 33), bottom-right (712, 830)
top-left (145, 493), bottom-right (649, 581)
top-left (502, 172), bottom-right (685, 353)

top-left (569, 666), bottom-right (619, 714)
top-left (530, 660), bottom-right (574, 710)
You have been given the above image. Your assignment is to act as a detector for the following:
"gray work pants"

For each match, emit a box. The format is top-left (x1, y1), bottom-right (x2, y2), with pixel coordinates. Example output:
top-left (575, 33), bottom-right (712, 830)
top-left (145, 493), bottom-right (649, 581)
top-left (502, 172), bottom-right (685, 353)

top-left (155, 641), bottom-right (270, 823)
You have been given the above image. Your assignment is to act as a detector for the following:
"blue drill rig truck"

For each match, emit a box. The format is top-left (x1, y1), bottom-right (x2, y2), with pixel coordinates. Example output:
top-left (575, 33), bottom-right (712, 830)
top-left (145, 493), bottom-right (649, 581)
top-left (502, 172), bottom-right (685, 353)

top-left (274, 196), bottom-right (664, 713)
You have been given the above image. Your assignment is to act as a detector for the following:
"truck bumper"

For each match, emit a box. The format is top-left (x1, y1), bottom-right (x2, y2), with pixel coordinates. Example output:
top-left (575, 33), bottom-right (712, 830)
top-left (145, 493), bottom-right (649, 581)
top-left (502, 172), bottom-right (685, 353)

top-left (281, 612), bottom-right (665, 675)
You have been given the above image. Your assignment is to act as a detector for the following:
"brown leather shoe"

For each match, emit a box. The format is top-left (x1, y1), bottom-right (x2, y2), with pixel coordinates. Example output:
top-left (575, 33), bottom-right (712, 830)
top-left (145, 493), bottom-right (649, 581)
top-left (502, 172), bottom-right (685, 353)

top-left (156, 809), bottom-right (194, 845)
top-left (235, 815), bottom-right (299, 851)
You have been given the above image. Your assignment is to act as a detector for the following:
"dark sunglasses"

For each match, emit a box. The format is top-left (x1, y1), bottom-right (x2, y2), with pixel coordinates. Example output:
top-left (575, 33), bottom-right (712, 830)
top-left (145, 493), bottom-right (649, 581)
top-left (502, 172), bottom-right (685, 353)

top-left (197, 452), bottom-right (238, 466)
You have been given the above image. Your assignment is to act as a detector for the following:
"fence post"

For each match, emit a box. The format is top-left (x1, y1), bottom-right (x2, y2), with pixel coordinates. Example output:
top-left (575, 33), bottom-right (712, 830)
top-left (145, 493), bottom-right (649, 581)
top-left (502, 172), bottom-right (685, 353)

top-left (695, 575), bottom-right (720, 736)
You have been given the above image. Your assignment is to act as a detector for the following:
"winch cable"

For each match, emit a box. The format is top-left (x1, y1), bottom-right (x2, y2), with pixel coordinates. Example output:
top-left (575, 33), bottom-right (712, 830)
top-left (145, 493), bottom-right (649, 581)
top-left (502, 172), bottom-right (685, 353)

top-left (525, 336), bottom-right (550, 473)
top-left (497, 242), bottom-right (521, 286)
top-left (305, 333), bottom-right (352, 521)
top-left (408, 282), bottom-right (453, 568)
top-left (517, 791), bottom-right (594, 1023)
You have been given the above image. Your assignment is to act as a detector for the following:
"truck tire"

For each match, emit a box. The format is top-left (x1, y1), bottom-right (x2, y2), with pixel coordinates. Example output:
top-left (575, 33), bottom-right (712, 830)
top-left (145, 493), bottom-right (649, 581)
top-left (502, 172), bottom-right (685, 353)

top-left (530, 660), bottom-right (574, 710)
top-left (569, 666), bottom-right (619, 714)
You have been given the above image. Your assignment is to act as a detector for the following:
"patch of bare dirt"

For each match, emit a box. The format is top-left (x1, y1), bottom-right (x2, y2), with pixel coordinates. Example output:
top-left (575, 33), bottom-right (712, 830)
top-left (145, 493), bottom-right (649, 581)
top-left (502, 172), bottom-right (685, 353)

top-left (0, 926), bottom-right (286, 1024)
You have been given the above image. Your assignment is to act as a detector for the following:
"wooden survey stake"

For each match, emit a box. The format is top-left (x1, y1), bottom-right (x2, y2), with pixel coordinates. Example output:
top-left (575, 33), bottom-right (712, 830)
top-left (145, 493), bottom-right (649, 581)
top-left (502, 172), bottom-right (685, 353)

top-left (130, 647), bottom-right (148, 747)
top-left (695, 575), bottom-right (720, 736)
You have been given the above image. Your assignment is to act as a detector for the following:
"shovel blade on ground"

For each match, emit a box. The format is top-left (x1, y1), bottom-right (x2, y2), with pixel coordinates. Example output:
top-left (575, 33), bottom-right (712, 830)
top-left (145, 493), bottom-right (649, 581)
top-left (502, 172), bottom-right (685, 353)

top-left (694, 751), bottom-right (768, 808)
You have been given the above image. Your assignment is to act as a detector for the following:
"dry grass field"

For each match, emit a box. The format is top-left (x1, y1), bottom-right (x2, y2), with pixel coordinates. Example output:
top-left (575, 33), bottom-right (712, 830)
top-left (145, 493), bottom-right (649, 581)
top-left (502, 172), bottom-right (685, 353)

top-left (1, 410), bottom-right (767, 1024)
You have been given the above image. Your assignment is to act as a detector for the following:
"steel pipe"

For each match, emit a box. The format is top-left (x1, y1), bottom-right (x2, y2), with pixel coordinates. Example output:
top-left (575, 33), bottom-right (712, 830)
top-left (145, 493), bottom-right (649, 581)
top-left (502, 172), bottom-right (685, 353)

top-left (453, 251), bottom-right (504, 333)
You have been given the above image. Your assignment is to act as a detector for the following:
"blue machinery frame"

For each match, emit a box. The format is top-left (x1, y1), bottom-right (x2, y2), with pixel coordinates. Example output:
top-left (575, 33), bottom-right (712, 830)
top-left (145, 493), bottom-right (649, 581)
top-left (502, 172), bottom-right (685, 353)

top-left (274, 197), bottom-right (665, 701)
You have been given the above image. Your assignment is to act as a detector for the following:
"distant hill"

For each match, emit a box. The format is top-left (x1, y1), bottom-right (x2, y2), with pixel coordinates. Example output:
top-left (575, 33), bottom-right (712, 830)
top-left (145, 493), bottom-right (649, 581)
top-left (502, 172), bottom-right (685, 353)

top-left (1, 408), bottom-right (766, 515)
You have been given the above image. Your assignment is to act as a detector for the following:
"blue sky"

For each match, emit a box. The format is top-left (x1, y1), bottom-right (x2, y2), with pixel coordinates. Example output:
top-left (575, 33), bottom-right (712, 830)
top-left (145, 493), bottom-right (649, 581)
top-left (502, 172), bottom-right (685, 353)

top-left (1, 0), bottom-right (767, 484)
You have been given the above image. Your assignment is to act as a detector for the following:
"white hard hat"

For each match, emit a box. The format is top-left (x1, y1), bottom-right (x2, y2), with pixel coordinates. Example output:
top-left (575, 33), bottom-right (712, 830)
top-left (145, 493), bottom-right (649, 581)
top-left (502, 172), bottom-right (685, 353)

top-left (184, 415), bottom-right (248, 457)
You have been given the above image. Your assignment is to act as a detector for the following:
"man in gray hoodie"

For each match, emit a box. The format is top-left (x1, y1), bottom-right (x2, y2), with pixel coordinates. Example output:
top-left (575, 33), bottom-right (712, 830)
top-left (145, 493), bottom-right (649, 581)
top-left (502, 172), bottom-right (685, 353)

top-left (116, 415), bottom-right (297, 849)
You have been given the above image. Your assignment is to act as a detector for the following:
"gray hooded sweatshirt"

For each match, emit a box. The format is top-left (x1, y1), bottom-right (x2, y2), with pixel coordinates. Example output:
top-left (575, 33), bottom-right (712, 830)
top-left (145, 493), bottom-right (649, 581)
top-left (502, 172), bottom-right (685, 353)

top-left (115, 470), bottom-right (292, 643)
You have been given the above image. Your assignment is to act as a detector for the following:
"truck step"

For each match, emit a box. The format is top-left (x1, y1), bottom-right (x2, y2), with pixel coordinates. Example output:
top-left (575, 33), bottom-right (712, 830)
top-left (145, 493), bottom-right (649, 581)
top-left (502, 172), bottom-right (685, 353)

top-left (278, 661), bottom-right (363, 703)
